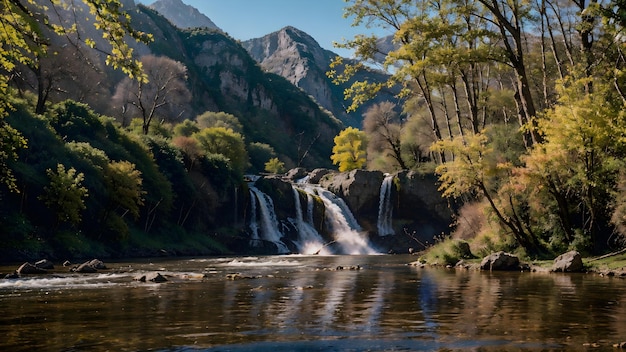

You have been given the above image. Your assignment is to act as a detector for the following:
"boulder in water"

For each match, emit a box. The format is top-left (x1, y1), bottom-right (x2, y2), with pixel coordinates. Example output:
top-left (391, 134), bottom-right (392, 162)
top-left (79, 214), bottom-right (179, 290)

top-left (73, 262), bottom-right (98, 273)
top-left (17, 262), bottom-right (48, 275)
top-left (86, 259), bottom-right (107, 270)
top-left (135, 272), bottom-right (168, 283)
top-left (71, 259), bottom-right (107, 273)
top-left (551, 251), bottom-right (583, 272)
top-left (480, 252), bottom-right (520, 271)
top-left (35, 259), bottom-right (54, 270)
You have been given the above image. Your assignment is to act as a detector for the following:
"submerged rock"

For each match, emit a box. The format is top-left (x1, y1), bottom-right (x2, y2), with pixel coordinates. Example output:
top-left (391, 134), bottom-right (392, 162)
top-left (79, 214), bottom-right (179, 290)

top-left (87, 259), bottom-right (107, 270)
top-left (135, 272), bottom-right (168, 283)
top-left (17, 262), bottom-right (48, 275)
top-left (35, 259), bottom-right (54, 270)
top-left (72, 259), bottom-right (107, 273)
top-left (73, 262), bottom-right (98, 273)
top-left (480, 252), bottom-right (520, 271)
top-left (551, 251), bottom-right (583, 272)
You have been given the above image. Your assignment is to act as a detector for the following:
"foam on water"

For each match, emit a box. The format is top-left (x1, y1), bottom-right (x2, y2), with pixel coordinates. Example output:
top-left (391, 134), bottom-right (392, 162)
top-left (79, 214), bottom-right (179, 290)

top-left (219, 258), bottom-right (303, 267)
top-left (0, 273), bottom-right (128, 290)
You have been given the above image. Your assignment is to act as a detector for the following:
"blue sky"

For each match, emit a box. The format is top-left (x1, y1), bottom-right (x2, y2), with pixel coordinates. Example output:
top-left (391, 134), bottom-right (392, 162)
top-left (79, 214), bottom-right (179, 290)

top-left (136, 0), bottom-right (387, 57)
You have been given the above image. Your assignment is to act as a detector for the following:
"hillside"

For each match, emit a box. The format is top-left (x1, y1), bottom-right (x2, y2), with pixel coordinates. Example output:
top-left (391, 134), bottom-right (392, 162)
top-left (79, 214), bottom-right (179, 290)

top-left (0, 0), bottom-right (349, 261)
top-left (145, 0), bottom-right (399, 127)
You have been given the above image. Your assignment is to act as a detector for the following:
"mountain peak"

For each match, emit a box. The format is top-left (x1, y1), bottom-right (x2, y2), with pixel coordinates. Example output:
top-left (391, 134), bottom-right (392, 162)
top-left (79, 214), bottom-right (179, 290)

top-left (149, 0), bottom-right (220, 30)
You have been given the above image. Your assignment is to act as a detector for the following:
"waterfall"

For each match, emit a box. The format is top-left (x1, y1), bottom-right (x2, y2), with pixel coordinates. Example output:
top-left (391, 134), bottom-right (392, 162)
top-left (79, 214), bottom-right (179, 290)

top-left (299, 185), bottom-right (377, 255)
top-left (377, 174), bottom-right (395, 236)
top-left (248, 189), bottom-right (260, 241)
top-left (306, 192), bottom-right (314, 225)
top-left (248, 186), bottom-right (290, 253)
top-left (291, 187), bottom-right (327, 255)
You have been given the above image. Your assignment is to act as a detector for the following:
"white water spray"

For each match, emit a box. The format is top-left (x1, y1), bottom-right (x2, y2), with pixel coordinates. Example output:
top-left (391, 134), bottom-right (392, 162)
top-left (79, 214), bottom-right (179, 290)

top-left (291, 187), bottom-right (327, 255)
top-left (248, 186), bottom-right (290, 253)
top-left (377, 174), bottom-right (395, 236)
top-left (300, 186), bottom-right (377, 255)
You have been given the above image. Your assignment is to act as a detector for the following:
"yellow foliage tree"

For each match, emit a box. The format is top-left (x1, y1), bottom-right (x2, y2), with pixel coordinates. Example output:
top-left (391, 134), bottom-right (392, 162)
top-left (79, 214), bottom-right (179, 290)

top-left (330, 127), bottom-right (368, 172)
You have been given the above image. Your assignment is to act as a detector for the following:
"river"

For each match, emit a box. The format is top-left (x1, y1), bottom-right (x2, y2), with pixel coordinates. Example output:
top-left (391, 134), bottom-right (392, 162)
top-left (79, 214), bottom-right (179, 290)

top-left (1, 255), bottom-right (625, 351)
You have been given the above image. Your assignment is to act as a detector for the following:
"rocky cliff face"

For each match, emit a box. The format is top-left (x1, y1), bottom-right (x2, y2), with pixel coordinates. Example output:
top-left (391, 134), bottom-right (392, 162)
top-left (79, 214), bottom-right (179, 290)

top-left (242, 27), bottom-right (336, 111)
top-left (149, 0), bottom-right (220, 30)
top-left (242, 27), bottom-right (399, 127)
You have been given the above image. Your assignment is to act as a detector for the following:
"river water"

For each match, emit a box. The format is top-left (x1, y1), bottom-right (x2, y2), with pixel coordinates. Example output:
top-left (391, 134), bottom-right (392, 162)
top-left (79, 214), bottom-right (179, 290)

top-left (1, 255), bottom-right (625, 351)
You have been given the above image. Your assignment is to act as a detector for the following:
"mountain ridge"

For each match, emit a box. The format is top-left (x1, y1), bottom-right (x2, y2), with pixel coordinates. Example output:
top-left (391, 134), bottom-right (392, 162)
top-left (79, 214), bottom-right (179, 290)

top-left (148, 0), bottom-right (220, 30)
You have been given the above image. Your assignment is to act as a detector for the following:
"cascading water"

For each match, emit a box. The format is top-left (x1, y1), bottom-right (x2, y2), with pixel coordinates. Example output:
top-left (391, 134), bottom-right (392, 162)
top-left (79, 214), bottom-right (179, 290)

top-left (377, 174), bottom-right (395, 236)
top-left (248, 189), bottom-right (260, 241)
top-left (248, 186), bottom-right (290, 253)
top-left (291, 187), bottom-right (327, 255)
top-left (298, 185), bottom-right (377, 255)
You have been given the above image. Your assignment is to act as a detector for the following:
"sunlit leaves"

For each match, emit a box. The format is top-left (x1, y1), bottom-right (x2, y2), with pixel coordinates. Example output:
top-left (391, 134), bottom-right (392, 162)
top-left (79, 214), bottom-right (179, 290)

top-left (330, 127), bottom-right (368, 171)
top-left (431, 132), bottom-right (493, 198)
top-left (0, 121), bottom-right (28, 191)
top-left (193, 127), bottom-right (248, 175)
top-left (104, 160), bottom-right (144, 219)
top-left (39, 164), bottom-right (89, 226)
top-left (264, 157), bottom-right (286, 174)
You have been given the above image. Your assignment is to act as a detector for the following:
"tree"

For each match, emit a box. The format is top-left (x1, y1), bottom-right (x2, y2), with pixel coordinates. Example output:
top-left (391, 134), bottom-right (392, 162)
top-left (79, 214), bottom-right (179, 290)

top-left (172, 135), bottom-right (202, 170)
top-left (103, 160), bottom-right (144, 221)
top-left (113, 55), bottom-right (191, 134)
top-left (173, 120), bottom-right (200, 137)
top-left (248, 142), bottom-right (276, 173)
top-left (265, 157), bottom-right (286, 174)
top-left (362, 101), bottom-right (406, 170)
top-left (193, 127), bottom-right (248, 174)
top-left (39, 164), bottom-right (89, 227)
top-left (514, 78), bottom-right (626, 251)
top-left (0, 0), bottom-right (150, 190)
top-left (431, 131), bottom-right (540, 252)
top-left (0, 120), bottom-right (27, 192)
top-left (1, 0), bottom-right (152, 115)
top-left (196, 111), bottom-right (243, 133)
top-left (330, 127), bottom-right (368, 172)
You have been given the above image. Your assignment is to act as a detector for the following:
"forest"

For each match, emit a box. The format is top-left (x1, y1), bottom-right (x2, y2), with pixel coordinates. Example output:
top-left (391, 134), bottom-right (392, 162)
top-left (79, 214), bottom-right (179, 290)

top-left (1, 0), bottom-right (626, 261)
top-left (329, 0), bottom-right (626, 257)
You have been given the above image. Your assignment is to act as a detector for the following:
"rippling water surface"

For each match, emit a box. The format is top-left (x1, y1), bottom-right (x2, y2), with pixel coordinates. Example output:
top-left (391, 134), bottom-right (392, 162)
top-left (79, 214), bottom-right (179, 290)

top-left (1, 255), bottom-right (625, 351)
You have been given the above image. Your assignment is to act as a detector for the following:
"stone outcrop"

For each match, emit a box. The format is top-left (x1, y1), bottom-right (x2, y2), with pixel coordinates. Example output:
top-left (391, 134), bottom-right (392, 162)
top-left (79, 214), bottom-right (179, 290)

top-left (35, 259), bottom-right (54, 270)
top-left (395, 171), bottom-right (452, 221)
top-left (284, 167), bottom-right (308, 181)
top-left (308, 168), bottom-right (333, 184)
top-left (135, 272), bottom-right (168, 283)
top-left (72, 259), bottom-right (107, 273)
top-left (551, 251), bottom-right (584, 272)
top-left (17, 262), bottom-right (48, 275)
top-left (319, 169), bottom-right (385, 222)
top-left (480, 252), bottom-right (520, 271)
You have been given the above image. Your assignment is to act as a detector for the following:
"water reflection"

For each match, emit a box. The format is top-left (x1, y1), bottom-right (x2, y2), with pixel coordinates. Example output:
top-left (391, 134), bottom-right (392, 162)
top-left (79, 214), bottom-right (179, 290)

top-left (0, 255), bottom-right (625, 351)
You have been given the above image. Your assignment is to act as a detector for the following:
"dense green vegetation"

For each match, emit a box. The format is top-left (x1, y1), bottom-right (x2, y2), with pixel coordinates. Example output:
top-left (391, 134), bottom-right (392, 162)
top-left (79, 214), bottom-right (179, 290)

top-left (0, 1), bottom-right (343, 261)
top-left (0, 97), bottom-right (240, 261)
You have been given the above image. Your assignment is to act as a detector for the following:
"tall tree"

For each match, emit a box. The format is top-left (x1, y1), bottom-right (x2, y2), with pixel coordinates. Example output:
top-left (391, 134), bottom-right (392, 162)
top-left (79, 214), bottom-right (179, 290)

top-left (113, 55), bottom-right (191, 134)
top-left (362, 101), bottom-right (407, 170)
